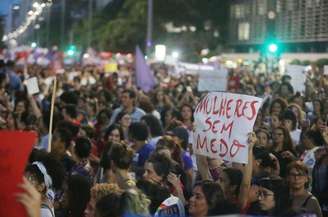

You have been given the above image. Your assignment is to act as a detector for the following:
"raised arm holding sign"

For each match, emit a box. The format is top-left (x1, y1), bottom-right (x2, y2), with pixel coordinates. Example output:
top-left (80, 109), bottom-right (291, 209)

top-left (193, 92), bottom-right (262, 164)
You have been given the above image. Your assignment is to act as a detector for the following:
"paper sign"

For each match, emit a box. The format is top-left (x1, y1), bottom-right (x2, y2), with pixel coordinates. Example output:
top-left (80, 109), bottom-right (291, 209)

top-left (286, 65), bottom-right (306, 93)
top-left (198, 69), bottom-right (228, 92)
top-left (193, 92), bottom-right (262, 164)
top-left (25, 77), bottom-right (40, 95)
top-left (324, 65), bottom-right (328, 75)
top-left (104, 63), bottom-right (118, 73)
top-left (0, 131), bottom-right (37, 217)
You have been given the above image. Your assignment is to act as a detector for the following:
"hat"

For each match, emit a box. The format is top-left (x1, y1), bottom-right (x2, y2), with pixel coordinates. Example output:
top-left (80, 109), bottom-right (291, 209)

top-left (170, 127), bottom-right (189, 148)
top-left (281, 75), bottom-right (292, 82)
top-left (253, 146), bottom-right (275, 168)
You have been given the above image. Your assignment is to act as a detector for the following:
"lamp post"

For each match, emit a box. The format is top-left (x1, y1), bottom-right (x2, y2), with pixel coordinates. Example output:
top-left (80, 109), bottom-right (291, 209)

top-left (87, 0), bottom-right (93, 48)
top-left (146, 0), bottom-right (153, 56)
top-left (60, 0), bottom-right (66, 49)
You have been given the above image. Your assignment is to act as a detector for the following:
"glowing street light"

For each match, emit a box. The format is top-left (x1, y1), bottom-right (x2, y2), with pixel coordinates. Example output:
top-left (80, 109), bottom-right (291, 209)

top-left (268, 43), bottom-right (278, 53)
top-left (13, 5), bottom-right (20, 10)
top-left (33, 2), bottom-right (40, 8)
top-left (31, 42), bottom-right (37, 48)
top-left (172, 51), bottom-right (179, 59)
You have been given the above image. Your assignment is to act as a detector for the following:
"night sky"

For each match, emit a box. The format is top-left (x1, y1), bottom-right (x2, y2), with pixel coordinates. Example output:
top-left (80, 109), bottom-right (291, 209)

top-left (0, 0), bottom-right (21, 15)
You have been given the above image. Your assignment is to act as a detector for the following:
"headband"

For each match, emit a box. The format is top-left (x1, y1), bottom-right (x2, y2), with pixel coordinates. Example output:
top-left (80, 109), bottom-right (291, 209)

top-left (32, 161), bottom-right (53, 189)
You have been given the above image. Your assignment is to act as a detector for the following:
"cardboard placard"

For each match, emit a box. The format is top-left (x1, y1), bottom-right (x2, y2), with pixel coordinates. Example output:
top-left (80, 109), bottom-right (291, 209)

top-left (25, 77), bottom-right (40, 95)
top-left (286, 65), bottom-right (306, 93)
top-left (193, 92), bottom-right (262, 163)
top-left (0, 131), bottom-right (37, 217)
top-left (198, 69), bottom-right (228, 92)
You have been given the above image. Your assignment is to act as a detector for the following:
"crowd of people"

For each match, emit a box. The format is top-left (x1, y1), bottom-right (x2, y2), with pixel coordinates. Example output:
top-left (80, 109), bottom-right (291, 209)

top-left (1, 58), bottom-right (328, 217)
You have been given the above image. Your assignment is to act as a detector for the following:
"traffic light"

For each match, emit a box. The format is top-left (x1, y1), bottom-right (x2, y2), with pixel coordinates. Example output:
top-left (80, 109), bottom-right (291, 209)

top-left (66, 45), bottom-right (77, 56)
top-left (268, 43), bottom-right (278, 53)
top-left (262, 39), bottom-right (282, 57)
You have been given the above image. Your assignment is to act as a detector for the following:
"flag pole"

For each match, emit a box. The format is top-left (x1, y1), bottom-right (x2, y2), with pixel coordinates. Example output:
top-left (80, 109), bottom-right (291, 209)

top-left (47, 76), bottom-right (57, 153)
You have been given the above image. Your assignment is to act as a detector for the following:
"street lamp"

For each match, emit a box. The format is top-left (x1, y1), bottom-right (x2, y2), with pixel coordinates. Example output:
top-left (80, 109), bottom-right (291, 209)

top-left (172, 51), bottom-right (179, 59)
top-left (33, 2), bottom-right (40, 8)
top-left (13, 5), bottom-right (20, 10)
top-left (31, 42), bottom-right (37, 48)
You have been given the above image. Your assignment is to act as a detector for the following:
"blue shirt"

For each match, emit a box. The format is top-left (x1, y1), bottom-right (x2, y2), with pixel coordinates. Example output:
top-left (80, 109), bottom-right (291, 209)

top-left (136, 143), bottom-right (155, 167)
top-left (182, 151), bottom-right (193, 171)
top-left (109, 106), bottom-right (145, 125)
top-left (132, 143), bottom-right (155, 178)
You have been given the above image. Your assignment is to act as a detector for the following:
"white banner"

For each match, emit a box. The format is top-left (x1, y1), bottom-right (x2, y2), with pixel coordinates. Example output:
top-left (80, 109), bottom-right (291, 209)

top-left (324, 65), bottom-right (328, 75)
top-left (193, 92), bottom-right (262, 164)
top-left (198, 69), bottom-right (228, 92)
top-left (286, 65), bottom-right (306, 93)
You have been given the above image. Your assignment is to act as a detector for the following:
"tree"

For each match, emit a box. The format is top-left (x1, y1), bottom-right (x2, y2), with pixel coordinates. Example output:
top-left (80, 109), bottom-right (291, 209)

top-left (72, 0), bottom-right (230, 60)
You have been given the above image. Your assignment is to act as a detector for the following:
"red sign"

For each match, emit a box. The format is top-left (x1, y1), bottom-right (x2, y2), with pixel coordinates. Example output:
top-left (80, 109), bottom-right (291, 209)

top-left (0, 131), bottom-right (37, 217)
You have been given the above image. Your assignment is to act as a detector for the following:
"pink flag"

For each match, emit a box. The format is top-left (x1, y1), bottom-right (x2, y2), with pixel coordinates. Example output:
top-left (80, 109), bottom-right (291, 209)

top-left (135, 46), bottom-right (156, 92)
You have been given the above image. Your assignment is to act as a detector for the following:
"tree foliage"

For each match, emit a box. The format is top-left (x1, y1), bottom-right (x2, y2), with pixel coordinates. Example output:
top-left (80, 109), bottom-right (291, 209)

top-left (72, 0), bottom-right (229, 59)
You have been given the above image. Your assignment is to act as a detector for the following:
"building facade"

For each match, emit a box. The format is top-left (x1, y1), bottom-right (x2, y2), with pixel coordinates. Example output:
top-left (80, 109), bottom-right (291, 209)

top-left (229, 0), bottom-right (328, 53)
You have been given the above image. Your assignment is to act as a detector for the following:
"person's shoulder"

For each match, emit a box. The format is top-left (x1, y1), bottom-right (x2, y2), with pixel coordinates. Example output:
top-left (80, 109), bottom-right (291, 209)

top-left (41, 206), bottom-right (54, 217)
top-left (305, 195), bottom-right (322, 211)
top-left (145, 142), bottom-right (155, 151)
top-left (113, 107), bottom-right (123, 113)
top-left (135, 107), bottom-right (146, 114)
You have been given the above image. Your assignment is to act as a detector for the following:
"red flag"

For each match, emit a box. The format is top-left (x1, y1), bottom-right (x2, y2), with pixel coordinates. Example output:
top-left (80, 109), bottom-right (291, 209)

top-left (0, 131), bottom-right (37, 217)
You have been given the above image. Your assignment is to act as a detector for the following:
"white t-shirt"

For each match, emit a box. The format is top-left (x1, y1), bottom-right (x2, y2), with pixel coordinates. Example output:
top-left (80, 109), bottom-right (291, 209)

top-left (301, 147), bottom-right (320, 171)
top-left (290, 129), bottom-right (302, 146)
top-left (41, 207), bottom-right (54, 217)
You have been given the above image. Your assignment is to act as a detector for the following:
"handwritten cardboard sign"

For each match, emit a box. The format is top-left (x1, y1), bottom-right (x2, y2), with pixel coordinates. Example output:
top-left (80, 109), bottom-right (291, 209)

top-left (104, 63), bottom-right (118, 73)
top-left (25, 77), bottom-right (40, 95)
top-left (0, 131), bottom-right (37, 217)
top-left (324, 65), bottom-right (328, 75)
top-left (193, 92), bottom-right (262, 164)
top-left (286, 65), bottom-right (306, 93)
top-left (198, 69), bottom-right (228, 92)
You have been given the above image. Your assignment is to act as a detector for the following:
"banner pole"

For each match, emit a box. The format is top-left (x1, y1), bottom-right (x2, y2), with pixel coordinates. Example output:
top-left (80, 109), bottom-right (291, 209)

top-left (47, 76), bottom-right (57, 153)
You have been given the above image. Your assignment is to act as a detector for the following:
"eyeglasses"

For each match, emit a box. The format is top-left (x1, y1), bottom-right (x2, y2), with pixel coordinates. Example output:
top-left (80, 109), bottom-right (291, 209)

top-left (257, 191), bottom-right (274, 199)
top-left (288, 173), bottom-right (306, 178)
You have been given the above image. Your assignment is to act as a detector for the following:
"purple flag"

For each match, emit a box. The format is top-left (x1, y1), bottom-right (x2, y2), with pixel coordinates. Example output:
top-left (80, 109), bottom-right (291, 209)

top-left (135, 46), bottom-right (156, 92)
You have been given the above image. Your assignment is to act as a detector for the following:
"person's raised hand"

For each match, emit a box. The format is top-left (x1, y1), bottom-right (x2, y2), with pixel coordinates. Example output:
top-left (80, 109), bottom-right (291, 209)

top-left (167, 172), bottom-right (181, 187)
top-left (322, 127), bottom-right (328, 144)
top-left (281, 150), bottom-right (296, 160)
top-left (247, 132), bottom-right (257, 151)
top-left (16, 177), bottom-right (41, 217)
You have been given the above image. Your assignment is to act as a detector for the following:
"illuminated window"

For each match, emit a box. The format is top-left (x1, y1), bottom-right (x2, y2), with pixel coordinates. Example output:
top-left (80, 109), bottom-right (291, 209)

top-left (257, 0), bottom-right (266, 15)
top-left (238, 22), bottom-right (250, 41)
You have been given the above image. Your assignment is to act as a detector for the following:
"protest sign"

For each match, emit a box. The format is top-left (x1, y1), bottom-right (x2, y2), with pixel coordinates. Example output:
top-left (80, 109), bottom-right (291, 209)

top-left (324, 65), bottom-right (328, 75)
top-left (193, 92), bottom-right (262, 164)
top-left (25, 77), bottom-right (40, 95)
top-left (0, 131), bottom-right (37, 217)
top-left (286, 65), bottom-right (306, 93)
top-left (198, 69), bottom-right (228, 92)
top-left (104, 62), bottom-right (118, 73)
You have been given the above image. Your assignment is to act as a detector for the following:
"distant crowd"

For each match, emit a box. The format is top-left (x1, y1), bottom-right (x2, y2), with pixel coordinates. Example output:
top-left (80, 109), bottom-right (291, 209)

top-left (1, 58), bottom-right (328, 217)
